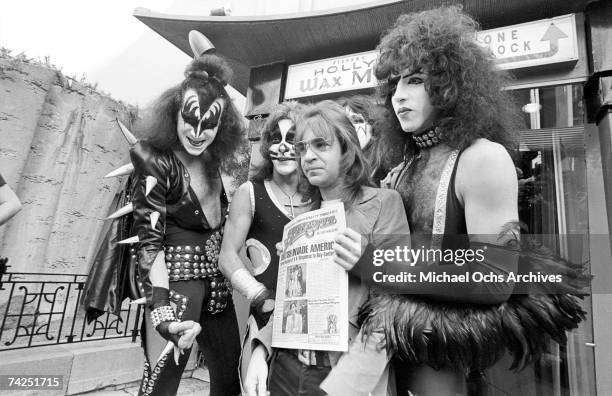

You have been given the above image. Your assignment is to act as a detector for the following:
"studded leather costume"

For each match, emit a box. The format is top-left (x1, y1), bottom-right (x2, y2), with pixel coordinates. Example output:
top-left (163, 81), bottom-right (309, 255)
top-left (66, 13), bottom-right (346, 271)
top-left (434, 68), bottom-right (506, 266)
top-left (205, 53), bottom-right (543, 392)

top-left (131, 141), bottom-right (231, 312)
top-left (130, 141), bottom-right (239, 396)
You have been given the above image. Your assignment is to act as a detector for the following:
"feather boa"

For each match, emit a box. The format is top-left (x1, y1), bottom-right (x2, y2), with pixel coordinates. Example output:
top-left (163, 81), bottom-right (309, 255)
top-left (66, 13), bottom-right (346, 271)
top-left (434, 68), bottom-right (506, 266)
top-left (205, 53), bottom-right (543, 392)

top-left (358, 245), bottom-right (588, 372)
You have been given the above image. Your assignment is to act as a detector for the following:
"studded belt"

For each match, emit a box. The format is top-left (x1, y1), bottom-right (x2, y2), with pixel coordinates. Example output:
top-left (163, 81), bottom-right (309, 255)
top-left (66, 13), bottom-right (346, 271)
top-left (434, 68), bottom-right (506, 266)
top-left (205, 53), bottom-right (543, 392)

top-left (163, 233), bottom-right (231, 314)
top-left (164, 233), bottom-right (222, 281)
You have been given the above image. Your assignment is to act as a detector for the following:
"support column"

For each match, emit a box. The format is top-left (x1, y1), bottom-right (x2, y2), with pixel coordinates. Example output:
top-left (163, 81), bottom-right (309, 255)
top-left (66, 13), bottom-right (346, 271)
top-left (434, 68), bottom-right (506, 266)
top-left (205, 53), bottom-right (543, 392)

top-left (584, 2), bottom-right (612, 395)
top-left (585, 0), bottom-right (612, 235)
top-left (244, 62), bottom-right (286, 175)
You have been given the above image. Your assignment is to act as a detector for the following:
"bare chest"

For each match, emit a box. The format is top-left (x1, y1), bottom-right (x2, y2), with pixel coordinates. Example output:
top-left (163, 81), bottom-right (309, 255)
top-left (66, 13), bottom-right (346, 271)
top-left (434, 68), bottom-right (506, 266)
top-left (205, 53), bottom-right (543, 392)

top-left (184, 165), bottom-right (222, 229)
top-left (265, 180), bottom-right (311, 219)
top-left (396, 151), bottom-right (454, 233)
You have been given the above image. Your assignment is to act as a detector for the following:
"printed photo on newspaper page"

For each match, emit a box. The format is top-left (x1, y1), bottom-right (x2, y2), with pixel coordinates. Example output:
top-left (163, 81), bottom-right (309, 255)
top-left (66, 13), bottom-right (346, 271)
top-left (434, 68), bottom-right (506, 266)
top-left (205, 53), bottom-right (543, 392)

top-left (271, 202), bottom-right (349, 352)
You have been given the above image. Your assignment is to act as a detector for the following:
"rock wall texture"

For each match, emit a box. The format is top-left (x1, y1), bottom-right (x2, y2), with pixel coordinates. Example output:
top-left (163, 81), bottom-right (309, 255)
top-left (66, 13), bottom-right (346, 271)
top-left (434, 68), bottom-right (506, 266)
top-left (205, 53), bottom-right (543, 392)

top-left (0, 56), bottom-right (138, 274)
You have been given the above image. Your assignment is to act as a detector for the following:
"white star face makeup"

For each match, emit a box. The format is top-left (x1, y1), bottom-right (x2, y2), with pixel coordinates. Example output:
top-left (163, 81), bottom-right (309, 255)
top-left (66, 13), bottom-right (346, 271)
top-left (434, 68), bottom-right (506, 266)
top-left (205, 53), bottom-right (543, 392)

top-left (268, 118), bottom-right (297, 176)
top-left (345, 107), bottom-right (372, 149)
top-left (177, 88), bottom-right (225, 156)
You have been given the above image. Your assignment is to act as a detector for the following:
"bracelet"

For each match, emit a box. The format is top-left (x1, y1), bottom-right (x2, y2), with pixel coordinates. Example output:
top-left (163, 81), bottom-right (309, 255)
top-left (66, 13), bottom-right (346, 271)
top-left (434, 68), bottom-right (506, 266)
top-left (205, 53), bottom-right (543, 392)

top-left (231, 268), bottom-right (266, 301)
top-left (150, 305), bottom-right (177, 328)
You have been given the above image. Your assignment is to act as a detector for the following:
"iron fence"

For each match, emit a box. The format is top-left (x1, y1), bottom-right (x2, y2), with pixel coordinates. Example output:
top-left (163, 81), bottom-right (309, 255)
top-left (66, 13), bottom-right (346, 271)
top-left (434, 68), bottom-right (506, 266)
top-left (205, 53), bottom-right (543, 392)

top-left (0, 269), bottom-right (141, 351)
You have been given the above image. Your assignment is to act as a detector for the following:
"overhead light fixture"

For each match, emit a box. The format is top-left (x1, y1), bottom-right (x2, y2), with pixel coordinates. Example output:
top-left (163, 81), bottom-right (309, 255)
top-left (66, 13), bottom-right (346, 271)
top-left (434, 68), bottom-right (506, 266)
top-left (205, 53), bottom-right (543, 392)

top-left (210, 4), bottom-right (232, 16)
top-left (522, 103), bottom-right (542, 114)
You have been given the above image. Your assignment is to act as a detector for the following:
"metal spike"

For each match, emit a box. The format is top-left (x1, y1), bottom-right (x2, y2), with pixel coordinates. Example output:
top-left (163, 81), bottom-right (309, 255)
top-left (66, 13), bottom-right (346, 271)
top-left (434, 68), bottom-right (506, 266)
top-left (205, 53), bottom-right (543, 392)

top-left (116, 119), bottom-right (138, 146)
top-left (174, 346), bottom-right (181, 366)
top-left (189, 30), bottom-right (215, 58)
top-left (106, 203), bottom-right (133, 220)
top-left (150, 211), bottom-right (160, 228)
top-left (130, 297), bottom-right (146, 305)
top-left (157, 341), bottom-right (174, 364)
top-left (118, 235), bottom-right (139, 245)
top-left (145, 176), bottom-right (158, 196)
top-left (104, 163), bottom-right (134, 178)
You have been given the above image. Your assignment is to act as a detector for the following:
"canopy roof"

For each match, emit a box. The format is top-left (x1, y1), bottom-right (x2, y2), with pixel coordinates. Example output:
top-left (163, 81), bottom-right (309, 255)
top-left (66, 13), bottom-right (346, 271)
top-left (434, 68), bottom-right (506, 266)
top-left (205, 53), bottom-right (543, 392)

top-left (134, 0), bottom-right (591, 93)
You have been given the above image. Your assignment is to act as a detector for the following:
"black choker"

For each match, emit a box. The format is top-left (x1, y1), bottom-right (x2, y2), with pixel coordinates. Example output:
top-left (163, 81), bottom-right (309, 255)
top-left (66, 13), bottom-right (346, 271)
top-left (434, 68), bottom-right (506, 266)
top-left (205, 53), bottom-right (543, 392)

top-left (412, 126), bottom-right (443, 149)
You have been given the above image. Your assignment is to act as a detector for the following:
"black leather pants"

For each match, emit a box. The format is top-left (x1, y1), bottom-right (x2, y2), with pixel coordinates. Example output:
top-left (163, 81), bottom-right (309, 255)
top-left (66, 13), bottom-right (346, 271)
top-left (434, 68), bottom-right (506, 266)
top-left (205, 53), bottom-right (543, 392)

top-left (138, 279), bottom-right (241, 396)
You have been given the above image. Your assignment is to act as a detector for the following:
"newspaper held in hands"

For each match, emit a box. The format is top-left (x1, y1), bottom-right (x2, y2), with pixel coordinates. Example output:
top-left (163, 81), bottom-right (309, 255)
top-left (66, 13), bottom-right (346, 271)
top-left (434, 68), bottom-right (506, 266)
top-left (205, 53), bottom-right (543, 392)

top-left (271, 202), bottom-right (349, 352)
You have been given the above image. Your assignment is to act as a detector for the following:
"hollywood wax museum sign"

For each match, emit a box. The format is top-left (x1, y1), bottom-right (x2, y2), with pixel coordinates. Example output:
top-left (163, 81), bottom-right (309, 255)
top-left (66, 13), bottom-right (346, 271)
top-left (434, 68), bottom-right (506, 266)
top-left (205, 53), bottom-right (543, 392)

top-left (284, 15), bottom-right (578, 99)
top-left (284, 50), bottom-right (377, 99)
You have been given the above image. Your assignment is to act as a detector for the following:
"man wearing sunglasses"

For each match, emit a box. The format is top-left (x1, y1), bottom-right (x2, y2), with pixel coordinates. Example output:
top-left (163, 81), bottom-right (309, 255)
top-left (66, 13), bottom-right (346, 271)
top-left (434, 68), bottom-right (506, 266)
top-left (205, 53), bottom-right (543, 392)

top-left (244, 101), bottom-right (410, 396)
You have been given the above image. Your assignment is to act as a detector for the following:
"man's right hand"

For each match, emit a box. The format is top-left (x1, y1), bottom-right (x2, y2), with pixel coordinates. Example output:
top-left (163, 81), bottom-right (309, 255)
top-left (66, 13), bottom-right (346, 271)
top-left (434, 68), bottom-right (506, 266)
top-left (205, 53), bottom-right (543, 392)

top-left (244, 344), bottom-right (270, 396)
top-left (168, 320), bottom-right (201, 350)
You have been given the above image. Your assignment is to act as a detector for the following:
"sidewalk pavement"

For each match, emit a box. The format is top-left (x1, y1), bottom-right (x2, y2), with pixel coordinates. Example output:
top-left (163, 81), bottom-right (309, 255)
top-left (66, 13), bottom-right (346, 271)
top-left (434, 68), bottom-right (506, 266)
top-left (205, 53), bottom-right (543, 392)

top-left (78, 368), bottom-right (210, 396)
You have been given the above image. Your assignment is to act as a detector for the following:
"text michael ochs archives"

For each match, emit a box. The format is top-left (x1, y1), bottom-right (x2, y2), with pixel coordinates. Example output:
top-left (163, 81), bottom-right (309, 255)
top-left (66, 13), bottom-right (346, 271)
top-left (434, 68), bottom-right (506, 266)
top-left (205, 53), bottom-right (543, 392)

top-left (370, 246), bottom-right (563, 284)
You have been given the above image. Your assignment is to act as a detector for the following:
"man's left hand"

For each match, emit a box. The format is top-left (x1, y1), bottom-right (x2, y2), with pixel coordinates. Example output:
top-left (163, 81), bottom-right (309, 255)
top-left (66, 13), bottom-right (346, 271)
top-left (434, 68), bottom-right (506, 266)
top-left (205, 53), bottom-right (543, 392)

top-left (332, 228), bottom-right (363, 271)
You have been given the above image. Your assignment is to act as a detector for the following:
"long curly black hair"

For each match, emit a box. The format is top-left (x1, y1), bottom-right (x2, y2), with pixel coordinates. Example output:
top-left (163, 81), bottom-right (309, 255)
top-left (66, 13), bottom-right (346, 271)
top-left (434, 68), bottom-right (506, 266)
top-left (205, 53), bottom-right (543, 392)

top-left (375, 6), bottom-right (524, 165)
top-left (138, 53), bottom-right (245, 175)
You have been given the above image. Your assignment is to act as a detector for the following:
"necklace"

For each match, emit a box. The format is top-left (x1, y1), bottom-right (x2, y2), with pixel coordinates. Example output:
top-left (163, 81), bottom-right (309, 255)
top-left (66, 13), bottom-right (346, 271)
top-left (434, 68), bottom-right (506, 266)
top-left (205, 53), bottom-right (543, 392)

top-left (273, 180), bottom-right (298, 219)
top-left (412, 126), bottom-right (443, 149)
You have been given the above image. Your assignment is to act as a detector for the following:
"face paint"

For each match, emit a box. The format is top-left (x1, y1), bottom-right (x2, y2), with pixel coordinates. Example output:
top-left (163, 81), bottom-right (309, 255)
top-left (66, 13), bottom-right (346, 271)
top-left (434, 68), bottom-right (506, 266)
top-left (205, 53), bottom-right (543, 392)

top-left (345, 107), bottom-right (372, 149)
top-left (268, 118), bottom-right (297, 176)
top-left (391, 69), bottom-right (438, 134)
top-left (177, 88), bottom-right (225, 156)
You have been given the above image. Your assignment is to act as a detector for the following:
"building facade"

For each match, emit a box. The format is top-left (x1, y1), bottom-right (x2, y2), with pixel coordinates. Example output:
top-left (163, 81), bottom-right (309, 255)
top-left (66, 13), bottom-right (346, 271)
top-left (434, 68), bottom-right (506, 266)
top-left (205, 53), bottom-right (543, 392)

top-left (134, 1), bottom-right (612, 394)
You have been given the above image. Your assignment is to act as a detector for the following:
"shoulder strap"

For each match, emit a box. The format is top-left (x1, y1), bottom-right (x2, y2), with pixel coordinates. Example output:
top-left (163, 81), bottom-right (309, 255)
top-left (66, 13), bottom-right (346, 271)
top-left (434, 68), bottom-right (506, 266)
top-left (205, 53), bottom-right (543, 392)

top-left (246, 180), bottom-right (255, 220)
top-left (430, 150), bottom-right (460, 251)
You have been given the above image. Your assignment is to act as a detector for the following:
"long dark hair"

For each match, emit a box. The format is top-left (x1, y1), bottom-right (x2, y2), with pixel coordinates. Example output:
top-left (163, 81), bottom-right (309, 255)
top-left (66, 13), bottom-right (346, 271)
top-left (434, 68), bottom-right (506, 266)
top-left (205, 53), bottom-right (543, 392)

top-left (375, 6), bottom-right (523, 166)
top-left (137, 53), bottom-right (245, 175)
top-left (295, 101), bottom-right (373, 207)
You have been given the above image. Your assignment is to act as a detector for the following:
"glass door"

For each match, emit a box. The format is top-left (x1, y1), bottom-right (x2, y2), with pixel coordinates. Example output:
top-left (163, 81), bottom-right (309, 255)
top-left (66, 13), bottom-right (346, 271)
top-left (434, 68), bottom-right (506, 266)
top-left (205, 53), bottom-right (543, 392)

top-left (486, 83), bottom-right (596, 396)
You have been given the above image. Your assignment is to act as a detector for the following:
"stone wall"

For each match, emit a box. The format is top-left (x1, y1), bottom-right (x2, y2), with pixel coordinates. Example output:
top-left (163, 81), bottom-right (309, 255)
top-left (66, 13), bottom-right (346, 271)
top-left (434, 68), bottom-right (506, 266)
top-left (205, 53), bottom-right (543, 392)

top-left (0, 56), bottom-right (137, 274)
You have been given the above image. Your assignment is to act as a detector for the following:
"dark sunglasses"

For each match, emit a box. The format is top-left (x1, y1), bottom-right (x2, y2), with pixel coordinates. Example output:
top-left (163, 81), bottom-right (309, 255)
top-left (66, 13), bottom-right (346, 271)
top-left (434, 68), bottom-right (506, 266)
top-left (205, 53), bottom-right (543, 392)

top-left (294, 137), bottom-right (332, 155)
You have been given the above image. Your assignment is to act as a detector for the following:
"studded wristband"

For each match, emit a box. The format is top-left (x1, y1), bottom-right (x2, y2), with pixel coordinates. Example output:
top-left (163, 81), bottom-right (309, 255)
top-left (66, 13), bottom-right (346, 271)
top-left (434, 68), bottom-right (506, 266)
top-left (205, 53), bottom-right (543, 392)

top-left (150, 305), bottom-right (177, 329)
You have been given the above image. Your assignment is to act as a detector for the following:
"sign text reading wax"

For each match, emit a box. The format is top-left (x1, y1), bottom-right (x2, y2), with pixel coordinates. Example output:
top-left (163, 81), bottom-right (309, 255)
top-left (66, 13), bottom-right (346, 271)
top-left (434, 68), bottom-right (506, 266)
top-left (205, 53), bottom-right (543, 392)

top-left (285, 51), bottom-right (377, 99)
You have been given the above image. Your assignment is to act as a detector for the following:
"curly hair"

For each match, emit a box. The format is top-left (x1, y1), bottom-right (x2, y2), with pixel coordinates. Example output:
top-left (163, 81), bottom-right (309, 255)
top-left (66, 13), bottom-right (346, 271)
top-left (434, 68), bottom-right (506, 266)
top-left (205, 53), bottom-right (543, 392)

top-left (375, 6), bottom-right (523, 165)
top-left (295, 101), bottom-right (374, 207)
top-left (137, 53), bottom-right (245, 176)
top-left (251, 101), bottom-right (304, 182)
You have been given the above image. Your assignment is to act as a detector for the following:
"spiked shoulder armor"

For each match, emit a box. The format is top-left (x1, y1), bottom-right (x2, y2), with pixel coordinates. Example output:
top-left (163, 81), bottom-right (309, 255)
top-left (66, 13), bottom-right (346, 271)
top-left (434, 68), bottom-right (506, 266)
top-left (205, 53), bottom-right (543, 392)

top-left (129, 141), bottom-right (185, 305)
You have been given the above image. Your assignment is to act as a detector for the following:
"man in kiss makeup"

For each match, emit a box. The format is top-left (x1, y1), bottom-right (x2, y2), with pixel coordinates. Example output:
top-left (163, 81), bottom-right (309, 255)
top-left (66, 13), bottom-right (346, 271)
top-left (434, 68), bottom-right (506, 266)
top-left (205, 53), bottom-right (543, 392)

top-left (218, 102), bottom-right (312, 391)
top-left (83, 31), bottom-right (244, 396)
top-left (327, 7), bottom-right (586, 396)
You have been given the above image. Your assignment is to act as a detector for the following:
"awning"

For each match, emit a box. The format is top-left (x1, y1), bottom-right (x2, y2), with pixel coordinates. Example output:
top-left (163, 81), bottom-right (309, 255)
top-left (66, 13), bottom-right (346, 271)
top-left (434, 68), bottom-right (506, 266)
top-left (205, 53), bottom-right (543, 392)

top-left (134, 0), bottom-right (591, 94)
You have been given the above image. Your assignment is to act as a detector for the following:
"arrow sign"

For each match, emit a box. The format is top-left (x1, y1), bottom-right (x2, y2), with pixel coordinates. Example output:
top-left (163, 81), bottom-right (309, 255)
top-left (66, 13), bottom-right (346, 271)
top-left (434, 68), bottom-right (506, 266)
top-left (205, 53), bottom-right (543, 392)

top-left (476, 14), bottom-right (578, 70)
top-left (495, 23), bottom-right (568, 64)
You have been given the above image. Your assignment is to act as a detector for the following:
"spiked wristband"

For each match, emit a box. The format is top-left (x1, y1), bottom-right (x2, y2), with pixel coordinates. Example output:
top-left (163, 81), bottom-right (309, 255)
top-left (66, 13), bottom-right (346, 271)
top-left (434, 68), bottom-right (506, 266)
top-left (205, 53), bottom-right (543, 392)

top-left (150, 287), bottom-right (180, 345)
top-left (151, 305), bottom-right (177, 328)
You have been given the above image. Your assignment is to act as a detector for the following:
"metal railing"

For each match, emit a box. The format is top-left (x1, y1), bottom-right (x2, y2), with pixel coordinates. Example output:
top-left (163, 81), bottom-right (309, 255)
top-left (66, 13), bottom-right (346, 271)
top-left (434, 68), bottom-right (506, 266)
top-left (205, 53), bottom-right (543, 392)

top-left (0, 268), bottom-right (141, 351)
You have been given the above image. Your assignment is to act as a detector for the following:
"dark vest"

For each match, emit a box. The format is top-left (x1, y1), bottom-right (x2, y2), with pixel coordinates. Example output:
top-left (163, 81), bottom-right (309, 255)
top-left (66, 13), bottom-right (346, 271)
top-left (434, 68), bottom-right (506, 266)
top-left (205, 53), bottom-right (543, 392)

top-left (246, 180), bottom-right (291, 291)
